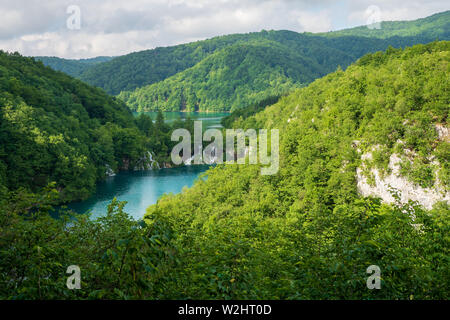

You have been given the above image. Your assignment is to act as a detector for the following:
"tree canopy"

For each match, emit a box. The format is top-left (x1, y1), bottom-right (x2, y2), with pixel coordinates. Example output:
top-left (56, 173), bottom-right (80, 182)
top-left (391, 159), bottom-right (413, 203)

top-left (0, 52), bottom-right (188, 202)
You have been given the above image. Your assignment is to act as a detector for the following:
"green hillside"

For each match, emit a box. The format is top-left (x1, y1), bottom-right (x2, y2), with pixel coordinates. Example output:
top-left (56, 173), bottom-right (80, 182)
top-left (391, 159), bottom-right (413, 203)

top-left (0, 52), bottom-right (153, 202)
top-left (321, 10), bottom-right (450, 39)
top-left (31, 12), bottom-right (449, 114)
top-left (35, 56), bottom-right (113, 78)
top-left (118, 40), bottom-right (325, 112)
top-left (78, 36), bottom-right (248, 95)
top-left (1, 42), bottom-right (448, 300)
top-left (77, 12), bottom-right (450, 97)
top-left (143, 41), bottom-right (449, 299)
top-left (77, 30), bottom-right (353, 95)
top-left (118, 30), bottom-right (443, 112)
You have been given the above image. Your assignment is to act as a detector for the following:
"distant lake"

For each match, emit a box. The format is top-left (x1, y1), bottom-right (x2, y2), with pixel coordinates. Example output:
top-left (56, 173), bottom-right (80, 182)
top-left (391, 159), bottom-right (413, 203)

top-left (65, 112), bottom-right (228, 220)
top-left (66, 165), bottom-right (211, 220)
top-left (133, 111), bottom-right (229, 129)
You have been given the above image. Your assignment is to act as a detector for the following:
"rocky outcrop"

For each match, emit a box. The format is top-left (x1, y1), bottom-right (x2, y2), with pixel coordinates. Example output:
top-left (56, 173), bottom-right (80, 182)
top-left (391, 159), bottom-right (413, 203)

top-left (356, 152), bottom-right (449, 210)
top-left (356, 123), bottom-right (449, 209)
top-left (436, 124), bottom-right (449, 142)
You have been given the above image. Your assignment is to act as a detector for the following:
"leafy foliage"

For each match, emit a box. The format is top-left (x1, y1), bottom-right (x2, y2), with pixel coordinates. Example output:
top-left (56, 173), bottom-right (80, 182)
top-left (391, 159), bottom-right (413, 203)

top-left (0, 52), bottom-right (188, 202)
top-left (0, 40), bottom-right (448, 300)
top-left (118, 29), bottom-right (449, 112)
top-left (144, 41), bottom-right (449, 299)
top-left (0, 186), bottom-right (178, 299)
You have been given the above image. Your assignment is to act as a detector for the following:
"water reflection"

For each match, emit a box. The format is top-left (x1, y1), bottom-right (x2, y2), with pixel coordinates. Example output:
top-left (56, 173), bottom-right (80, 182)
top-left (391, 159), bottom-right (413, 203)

top-left (67, 165), bottom-right (210, 220)
top-left (133, 111), bottom-right (229, 129)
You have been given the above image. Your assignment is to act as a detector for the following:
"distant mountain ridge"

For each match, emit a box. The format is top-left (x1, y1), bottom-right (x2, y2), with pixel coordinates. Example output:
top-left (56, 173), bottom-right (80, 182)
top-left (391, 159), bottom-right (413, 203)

top-left (34, 56), bottom-right (113, 78)
top-left (34, 10), bottom-right (450, 112)
top-left (319, 10), bottom-right (450, 39)
top-left (116, 31), bottom-right (447, 112)
top-left (118, 39), bottom-right (326, 112)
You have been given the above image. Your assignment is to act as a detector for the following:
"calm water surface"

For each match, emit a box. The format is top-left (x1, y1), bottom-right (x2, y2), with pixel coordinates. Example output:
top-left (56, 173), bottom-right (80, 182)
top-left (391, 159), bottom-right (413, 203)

top-left (133, 111), bottom-right (229, 129)
top-left (67, 165), bottom-right (210, 220)
top-left (67, 112), bottom-right (227, 220)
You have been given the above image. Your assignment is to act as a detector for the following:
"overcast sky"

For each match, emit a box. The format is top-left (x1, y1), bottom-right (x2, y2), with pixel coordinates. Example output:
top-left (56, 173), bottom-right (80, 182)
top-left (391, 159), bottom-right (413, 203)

top-left (0, 0), bottom-right (448, 59)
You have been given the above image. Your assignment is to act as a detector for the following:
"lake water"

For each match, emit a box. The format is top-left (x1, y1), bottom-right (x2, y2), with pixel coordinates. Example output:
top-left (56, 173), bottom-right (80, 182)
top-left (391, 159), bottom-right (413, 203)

top-left (133, 111), bottom-right (229, 129)
top-left (66, 112), bottom-right (228, 220)
top-left (66, 165), bottom-right (211, 220)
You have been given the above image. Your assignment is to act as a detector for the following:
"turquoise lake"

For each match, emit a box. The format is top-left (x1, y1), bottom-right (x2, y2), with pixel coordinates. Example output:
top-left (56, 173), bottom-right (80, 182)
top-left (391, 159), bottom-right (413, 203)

top-left (67, 165), bottom-right (211, 220)
top-left (133, 111), bottom-right (229, 129)
top-left (66, 112), bottom-right (227, 220)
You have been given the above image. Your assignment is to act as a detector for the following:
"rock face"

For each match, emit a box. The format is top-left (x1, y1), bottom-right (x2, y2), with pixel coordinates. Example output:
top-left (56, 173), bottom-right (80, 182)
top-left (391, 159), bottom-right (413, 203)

top-left (436, 124), bottom-right (449, 142)
top-left (356, 152), bottom-right (449, 210)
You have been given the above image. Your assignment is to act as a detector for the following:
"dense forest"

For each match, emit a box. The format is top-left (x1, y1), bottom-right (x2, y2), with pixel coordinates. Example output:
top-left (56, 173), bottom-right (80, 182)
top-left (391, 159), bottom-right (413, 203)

top-left (35, 56), bottom-right (113, 78)
top-left (0, 52), bottom-right (192, 203)
top-left (142, 41), bottom-right (449, 299)
top-left (1, 42), bottom-right (448, 299)
top-left (118, 40), bottom-right (322, 112)
top-left (117, 32), bottom-right (449, 112)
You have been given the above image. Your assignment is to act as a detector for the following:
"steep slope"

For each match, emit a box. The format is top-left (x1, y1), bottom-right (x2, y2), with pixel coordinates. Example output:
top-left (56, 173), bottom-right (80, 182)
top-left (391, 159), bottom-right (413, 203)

top-left (321, 10), bottom-right (450, 39)
top-left (0, 52), bottom-right (147, 201)
top-left (34, 56), bottom-right (113, 78)
top-left (78, 35), bottom-right (251, 95)
top-left (77, 31), bottom-right (344, 95)
top-left (144, 42), bottom-right (449, 299)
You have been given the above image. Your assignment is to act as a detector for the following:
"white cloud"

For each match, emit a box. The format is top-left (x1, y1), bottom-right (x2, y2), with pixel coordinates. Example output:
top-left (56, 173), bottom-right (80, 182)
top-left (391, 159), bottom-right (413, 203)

top-left (296, 10), bottom-right (332, 33)
top-left (0, 0), bottom-right (447, 58)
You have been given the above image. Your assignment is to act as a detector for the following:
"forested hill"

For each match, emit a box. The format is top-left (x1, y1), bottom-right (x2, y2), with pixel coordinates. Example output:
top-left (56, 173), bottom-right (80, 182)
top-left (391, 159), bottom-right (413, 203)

top-left (1, 42), bottom-right (448, 300)
top-left (32, 11), bottom-right (449, 113)
top-left (144, 41), bottom-right (449, 299)
top-left (320, 10), bottom-right (450, 39)
top-left (118, 40), bottom-right (325, 112)
top-left (0, 52), bottom-right (149, 202)
top-left (117, 31), bottom-right (445, 112)
top-left (35, 56), bottom-right (113, 78)
top-left (77, 11), bottom-right (449, 97)
top-left (78, 31), bottom-right (340, 95)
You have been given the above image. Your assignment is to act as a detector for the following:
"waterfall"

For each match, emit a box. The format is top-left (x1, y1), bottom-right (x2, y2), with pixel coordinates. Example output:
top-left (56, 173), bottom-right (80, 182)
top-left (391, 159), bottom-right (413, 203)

top-left (134, 151), bottom-right (160, 171)
top-left (105, 164), bottom-right (116, 177)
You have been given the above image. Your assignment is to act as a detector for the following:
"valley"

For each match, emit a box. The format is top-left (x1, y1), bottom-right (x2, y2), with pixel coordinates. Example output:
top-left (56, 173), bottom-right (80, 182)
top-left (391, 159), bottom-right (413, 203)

top-left (0, 8), bottom-right (449, 300)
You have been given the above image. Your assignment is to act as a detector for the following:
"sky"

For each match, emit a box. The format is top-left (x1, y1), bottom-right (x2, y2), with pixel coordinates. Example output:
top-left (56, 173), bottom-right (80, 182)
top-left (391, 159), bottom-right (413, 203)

top-left (0, 0), bottom-right (448, 59)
